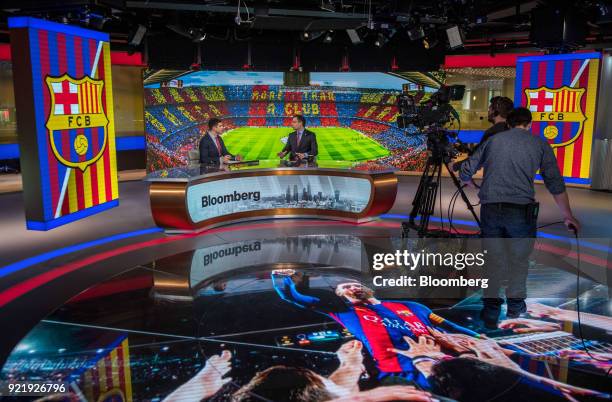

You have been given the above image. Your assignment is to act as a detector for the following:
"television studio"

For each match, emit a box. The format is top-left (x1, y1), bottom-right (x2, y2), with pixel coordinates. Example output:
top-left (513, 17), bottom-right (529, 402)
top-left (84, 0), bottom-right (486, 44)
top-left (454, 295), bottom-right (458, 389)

top-left (0, 1), bottom-right (611, 401)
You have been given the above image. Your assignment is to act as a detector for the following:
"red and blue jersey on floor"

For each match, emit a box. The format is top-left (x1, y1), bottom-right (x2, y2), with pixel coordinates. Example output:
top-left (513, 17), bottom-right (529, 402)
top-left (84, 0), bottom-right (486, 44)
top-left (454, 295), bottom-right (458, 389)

top-left (272, 273), bottom-right (479, 387)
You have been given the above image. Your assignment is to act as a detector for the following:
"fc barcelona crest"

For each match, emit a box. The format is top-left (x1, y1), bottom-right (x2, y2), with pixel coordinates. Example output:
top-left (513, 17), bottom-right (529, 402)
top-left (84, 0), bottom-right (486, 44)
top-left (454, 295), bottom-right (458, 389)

top-left (524, 86), bottom-right (586, 148)
top-left (45, 74), bottom-right (109, 171)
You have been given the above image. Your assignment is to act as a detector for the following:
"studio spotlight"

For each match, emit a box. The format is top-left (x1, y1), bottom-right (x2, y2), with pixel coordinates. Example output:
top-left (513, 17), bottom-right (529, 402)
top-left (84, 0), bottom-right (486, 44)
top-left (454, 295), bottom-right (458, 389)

top-left (323, 31), bottom-right (333, 44)
top-left (166, 24), bottom-right (205, 42)
top-left (234, 0), bottom-right (254, 26)
top-left (128, 24), bottom-right (147, 47)
top-left (193, 30), bottom-right (207, 42)
top-left (446, 25), bottom-right (464, 49)
top-left (407, 26), bottom-right (425, 41)
top-left (374, 32), bottom-right (388, 48)
top-left (320, 0), bottom-right (336, 12)
top-left (346, 28), bottom-right (363, 45)
top-left (89, 13), bottom-right (110, 30)
top-left (423, 36), bottom-right (439, 49)
top-left (301, 31), bottom-right (323, 42)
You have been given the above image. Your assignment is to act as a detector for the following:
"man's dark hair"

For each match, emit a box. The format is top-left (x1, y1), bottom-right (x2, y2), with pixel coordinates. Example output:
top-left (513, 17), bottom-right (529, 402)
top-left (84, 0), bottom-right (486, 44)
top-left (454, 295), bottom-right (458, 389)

top-left (231, 366), bottom-right (333, 402)
top-left (293, 114), bottom-right (306, 127)
top-left (430, 358), bottom-right (565, 402)
top-left (208, 118), bottom-right (222, 130)
top-left (507, 107), bottom-right (533, 128)
top-left (489, 96), bottom-right (514, 119)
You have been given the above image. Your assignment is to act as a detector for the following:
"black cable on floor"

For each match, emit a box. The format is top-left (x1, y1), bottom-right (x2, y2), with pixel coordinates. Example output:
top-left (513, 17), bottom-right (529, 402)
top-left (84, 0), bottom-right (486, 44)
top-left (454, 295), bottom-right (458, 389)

top-left (571, 228), bottom-right (610, 368)
top-left (533, 222), bottom-right (609, 369)
top-left (447, 184), bottom-right (480, 235)
top-left (439, 173), bottom-right (444, 232)
top-left (447, 188), bottom-right (460, 234)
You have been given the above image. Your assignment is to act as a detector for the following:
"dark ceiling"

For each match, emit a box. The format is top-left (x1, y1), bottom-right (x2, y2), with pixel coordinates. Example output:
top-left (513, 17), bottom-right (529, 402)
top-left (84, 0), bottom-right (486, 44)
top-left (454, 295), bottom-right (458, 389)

top-left (1, 0), bottom-right (610, 70)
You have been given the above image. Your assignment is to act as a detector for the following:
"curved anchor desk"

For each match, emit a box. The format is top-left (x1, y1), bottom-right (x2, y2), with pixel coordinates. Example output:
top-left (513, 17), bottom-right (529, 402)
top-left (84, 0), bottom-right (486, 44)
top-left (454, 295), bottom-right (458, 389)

top-left (146, 160), bottom-right (398, 232)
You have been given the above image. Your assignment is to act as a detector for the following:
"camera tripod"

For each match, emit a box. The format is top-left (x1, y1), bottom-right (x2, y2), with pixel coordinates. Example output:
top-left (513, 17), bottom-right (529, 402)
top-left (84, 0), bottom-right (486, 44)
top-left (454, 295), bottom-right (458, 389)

top-left (402, 142), bottom-right (481, 238)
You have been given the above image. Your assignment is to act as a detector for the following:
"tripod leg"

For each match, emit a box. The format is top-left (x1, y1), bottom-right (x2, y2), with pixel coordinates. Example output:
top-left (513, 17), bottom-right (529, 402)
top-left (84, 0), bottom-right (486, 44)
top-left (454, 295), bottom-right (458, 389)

top-left (403, 163), bottom-right (431, 237)
top-left (444, 162), bottom-right (481, 228)
top-left (408, 157), bottom-right (434, 226)
top-left (418, 163), bottom-right (441, 237)
top-left (404, 156), bottom-right (443, 238)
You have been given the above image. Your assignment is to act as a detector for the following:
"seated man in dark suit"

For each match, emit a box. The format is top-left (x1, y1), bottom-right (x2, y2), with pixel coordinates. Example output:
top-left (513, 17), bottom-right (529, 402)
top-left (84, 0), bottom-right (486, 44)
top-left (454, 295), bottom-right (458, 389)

top-left (277, 115), bottom-right (318, 161)
top-left (199, 118), bottom-right (241, 166)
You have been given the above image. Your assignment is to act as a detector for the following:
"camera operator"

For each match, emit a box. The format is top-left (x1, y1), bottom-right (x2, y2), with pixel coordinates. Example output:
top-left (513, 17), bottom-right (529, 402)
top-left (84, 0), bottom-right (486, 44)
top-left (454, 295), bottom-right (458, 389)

top-left (475, 96), bottom-right (514, 150)
top-left (457, 107), bottom-right (580, 329)
top-left (451, 96), bottom-right (513, 172)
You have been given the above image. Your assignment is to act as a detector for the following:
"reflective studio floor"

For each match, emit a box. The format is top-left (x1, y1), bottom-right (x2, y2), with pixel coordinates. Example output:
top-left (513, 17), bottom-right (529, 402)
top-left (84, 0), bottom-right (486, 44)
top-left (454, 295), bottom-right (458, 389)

top-left (1, 233), bottom-right (611, 401)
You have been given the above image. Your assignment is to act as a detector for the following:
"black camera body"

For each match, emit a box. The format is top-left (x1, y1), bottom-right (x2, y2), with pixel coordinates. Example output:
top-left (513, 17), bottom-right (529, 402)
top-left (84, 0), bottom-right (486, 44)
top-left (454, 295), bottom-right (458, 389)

top-left (396, 85), bottom-right (465, 130)
top-left (396, 85), bottom-right (466, 162)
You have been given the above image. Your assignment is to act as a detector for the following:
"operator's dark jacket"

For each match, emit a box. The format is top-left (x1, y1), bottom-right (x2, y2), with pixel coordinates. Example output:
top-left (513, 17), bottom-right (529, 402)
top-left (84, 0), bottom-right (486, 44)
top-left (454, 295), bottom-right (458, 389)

top-left (474, 122), bottom-right (508, 151)
top-left (199, 133), bottom-right (232, 165)
top-left (460, 127), bottom-right (566, 205)
top-left (281, 129), bottom-right (318, 160)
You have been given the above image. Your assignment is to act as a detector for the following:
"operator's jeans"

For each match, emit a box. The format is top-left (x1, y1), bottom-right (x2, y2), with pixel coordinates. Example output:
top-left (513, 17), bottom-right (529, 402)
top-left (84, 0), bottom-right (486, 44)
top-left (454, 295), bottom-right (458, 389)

top-left (481, 203), bottom-right (536, 321)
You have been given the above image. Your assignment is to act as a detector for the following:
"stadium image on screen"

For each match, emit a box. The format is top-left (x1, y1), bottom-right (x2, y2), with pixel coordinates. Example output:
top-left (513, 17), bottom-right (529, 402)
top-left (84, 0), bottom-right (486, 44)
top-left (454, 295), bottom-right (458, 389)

top-left (143, 71), bottom-right (432, 171)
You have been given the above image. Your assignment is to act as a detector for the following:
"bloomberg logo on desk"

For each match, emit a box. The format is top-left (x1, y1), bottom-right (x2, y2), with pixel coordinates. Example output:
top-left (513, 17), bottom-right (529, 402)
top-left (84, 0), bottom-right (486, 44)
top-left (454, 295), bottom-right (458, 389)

top-left (186, 175), bottom-right (372, 223)
top-left (201, 190), bottom-right (261, 208)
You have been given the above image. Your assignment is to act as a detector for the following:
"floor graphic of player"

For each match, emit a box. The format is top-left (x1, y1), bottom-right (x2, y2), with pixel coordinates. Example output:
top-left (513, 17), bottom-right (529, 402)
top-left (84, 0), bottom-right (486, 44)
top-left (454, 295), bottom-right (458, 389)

top-left (271, 269), bottom-right (480, 387)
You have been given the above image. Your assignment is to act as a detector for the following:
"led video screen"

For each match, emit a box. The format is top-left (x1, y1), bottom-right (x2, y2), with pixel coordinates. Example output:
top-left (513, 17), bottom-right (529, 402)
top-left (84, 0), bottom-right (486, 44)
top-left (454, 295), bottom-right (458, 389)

top-left (143, 71), bottom-right (433, 172)
top-left (8, 17), bottom-right (119, 230)
top-left (515, 53), bottom-right (601, 184)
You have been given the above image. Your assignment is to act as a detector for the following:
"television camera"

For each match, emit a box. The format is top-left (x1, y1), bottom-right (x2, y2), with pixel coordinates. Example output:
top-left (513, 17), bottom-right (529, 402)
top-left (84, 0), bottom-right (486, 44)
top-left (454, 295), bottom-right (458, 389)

top-left (396, 84), bottom-right (470, 161)
top-left (395, 84), bottom-right (481, 238)
top-left (397, 85), bottom-right (465, 129)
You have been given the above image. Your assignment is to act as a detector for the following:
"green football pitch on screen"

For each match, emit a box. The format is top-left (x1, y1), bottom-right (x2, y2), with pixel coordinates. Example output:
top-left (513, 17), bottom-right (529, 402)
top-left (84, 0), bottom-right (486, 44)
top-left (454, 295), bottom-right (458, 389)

top-left (222, 127), bottom-right (390, 166)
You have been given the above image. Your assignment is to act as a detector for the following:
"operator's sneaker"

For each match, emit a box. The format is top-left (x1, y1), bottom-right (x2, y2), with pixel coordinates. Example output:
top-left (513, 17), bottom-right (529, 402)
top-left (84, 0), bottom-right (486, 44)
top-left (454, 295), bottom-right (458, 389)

top-left (506, 299), bottom-right (527, 319)
top-left (480, 309), bottom-right (499, 330)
